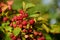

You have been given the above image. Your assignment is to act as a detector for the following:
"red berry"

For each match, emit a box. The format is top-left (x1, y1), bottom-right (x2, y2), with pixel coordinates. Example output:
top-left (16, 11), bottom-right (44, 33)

top-left (19, 24), bottom-right (23, 28)
top-left (19, 10), bottom-right (24, 14)
top-left (19, 16), bottom-right (23, 20)
top-left (14, 16), bottom-right (17, 21)
top-left (16, 21), bottom-right (20, 25)
top-left (29, 19), bottom-right (35, 25)
top-left (19, 20), bottom-right (22, 23)
top-left (28, 29), bottom-right (32, 33)
top-left (12, 36), bottom-right (16, 40)
top-left (13, 24), bottom-right (16, 28)
top-left (24, 13), bottom-right (28, 18)
top-left (17, 16), bottom-right (20, 20)
top-left (21, 14), bottom-right (25, 18)
top-left (10, 33), bottom-right (14, 38)
top-left (11, 18), bottom-right (14, 22)
top-left (8, 5), bottom-right (12, 10)
top-left (22, 29), bottom-right (27, 32)
top-left (40, 37), bottom-right (45, 40)
top-left (10, 23), bottom-right (13, 27)
top-left (33, 31), bottom-right (38, 36)
top-left (37, 37), bottom-right (41, 40)
top-left (39, 32), bottom-right (43, 36)
top-left (3, 17), bottom-right (8, 22)
top-left (17, 16), bottom-right (23, 20)
top-left (22, 20), bottom-right (27, 26)
top-left (37, 37), bottom-right (45, 40)
top-left (23, 26), bottom-right (26, 28)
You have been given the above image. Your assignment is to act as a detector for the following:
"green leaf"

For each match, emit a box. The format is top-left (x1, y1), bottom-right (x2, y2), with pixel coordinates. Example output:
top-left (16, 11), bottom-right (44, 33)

top-left (5, 32), bottom-right (11, 40)
top-left (27, 7), bottom-right (36, 15)
top-left (42, 24), bottom-right (50, 33)
top-left (2, 21), bottom-right (10, 27)
top-left (5, 26), bottom-right (12, 32)
top-left (1, 23), bottom-right (6, 27)
top-left (13, 27), bottom-right (21, 36)
top-left (26, 3), bottom-right (35, 9)
top-left (22, 37), bottom-right (26, 40)
top-left (45, 34), bottom-right (53, 40)
top-left (49, 13), bottom-right (58, 19)
top-left (29, 14), bottom-right (39, 17)
top-left (0, 27), bottom-right (4, 33)
top-left (27, 3), bottom-right (52, 16)
top-left (12, 0), bottom-right (22, 10)
top-left (6, 21), bottom-right (10, 25)
top-left (50, 25), bottom-right (60, 34)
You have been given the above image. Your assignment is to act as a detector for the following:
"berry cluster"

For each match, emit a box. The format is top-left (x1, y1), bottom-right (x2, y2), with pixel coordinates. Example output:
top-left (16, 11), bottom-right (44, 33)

top-left (9, 10), bottom-right (34, 28)
top-left (3, 10), bottom-right (45, 40)
top-left (10, 31), bottom-right (45, 40)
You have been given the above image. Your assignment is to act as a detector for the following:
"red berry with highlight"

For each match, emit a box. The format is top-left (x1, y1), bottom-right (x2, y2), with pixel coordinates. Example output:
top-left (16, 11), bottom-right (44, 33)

top-left (11, 18), bottom-right (14, 22)
top-left (39, 32), bottom-right (43, 36)
top-left (28, 29), bottom-right (32, 33)
top-left (24, 13), bottom-right (28, 18)
top-left (22, 20), bottom-right (27, 26)
top-left (37, 37), bottom-right (41, 40)
top-left (12, 36), bottom-right (16, 40)
top-left (14, 16), bottom-right (17, 21)
top-left (19, 10), bottom-right (24, 14)
top-left (33, 31), bottom-right (38, 36)
top-left (22, 29), bottom-right (27, 32)
top-left (23, 26), bottom-right (27, 28)
top-left (29, 19), bottom-right (35, 25)
top-left (37, 37), bottom-right (45, 40)
top-left (40, 37), bottom-right (45, 40)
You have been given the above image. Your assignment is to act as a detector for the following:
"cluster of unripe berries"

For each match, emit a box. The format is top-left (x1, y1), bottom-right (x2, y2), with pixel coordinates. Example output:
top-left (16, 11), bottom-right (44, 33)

top-left (3, 10), bottom-right (45, 40)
